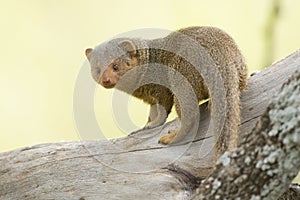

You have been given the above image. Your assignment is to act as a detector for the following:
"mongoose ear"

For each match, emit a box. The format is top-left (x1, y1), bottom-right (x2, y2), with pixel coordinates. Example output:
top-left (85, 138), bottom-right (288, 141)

top-left (118, 40), bottom-right (137, 57)
top-left (85, 48), bottom-right (93, 60)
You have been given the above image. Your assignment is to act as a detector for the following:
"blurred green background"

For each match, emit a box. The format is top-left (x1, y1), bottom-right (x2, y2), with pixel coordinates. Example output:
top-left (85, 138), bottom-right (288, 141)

top-left (0, 0), bottom-right (299, 181)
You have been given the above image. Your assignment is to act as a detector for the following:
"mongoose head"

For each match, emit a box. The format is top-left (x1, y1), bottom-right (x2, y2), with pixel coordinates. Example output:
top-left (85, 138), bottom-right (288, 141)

top-left (85, 39), bottom-right (140, 89)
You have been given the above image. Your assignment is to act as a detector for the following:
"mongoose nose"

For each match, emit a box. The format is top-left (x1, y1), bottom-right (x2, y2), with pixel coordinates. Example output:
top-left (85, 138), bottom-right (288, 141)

top-left (102, 78), bottom-right (111, 84)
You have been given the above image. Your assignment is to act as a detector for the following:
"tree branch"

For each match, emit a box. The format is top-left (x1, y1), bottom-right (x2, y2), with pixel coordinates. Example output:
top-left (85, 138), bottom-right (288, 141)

top-left (0, 50), bottom-right (300, 199)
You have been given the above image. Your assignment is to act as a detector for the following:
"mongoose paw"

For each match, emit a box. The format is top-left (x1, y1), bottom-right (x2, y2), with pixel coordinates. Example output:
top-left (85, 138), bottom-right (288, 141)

top-left (143, 124), bottom-right (155, 130)
top-left (158, 130), bottom-right (177, 145)
top-left (144, 120), bottom-right (165, 130)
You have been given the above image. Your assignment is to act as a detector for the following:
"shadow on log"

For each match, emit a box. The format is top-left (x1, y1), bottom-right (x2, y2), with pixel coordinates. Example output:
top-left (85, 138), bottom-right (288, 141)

top-left (0, 50), bottom-right (300, 199)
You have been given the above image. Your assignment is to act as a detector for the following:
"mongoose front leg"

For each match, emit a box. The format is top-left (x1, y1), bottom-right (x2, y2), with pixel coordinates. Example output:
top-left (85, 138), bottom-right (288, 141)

top-left (159, 130), bottom-right (177, 144)
top-left (159, 97), bottom-right (183, 144)
top-left (146, 104), bottom-right (158, 126)
top-left (144, 104), bottom-right (168, 129)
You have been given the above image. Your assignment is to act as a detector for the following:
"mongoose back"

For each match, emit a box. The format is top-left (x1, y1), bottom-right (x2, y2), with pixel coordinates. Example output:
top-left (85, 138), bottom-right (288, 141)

top-left (85, 26), bottom-right (248, 160)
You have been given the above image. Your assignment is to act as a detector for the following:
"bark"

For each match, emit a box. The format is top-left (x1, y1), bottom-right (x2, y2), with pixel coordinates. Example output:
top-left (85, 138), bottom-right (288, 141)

top-left (0, 50), bottom-right (300, 200)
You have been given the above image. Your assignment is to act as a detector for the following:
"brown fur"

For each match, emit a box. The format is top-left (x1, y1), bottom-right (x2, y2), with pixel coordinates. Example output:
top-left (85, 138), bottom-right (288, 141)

top-left (85, 26), bottom-right (248, 160)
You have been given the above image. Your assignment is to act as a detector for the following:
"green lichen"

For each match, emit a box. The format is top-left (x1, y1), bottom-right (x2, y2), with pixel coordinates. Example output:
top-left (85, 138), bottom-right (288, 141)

top-left (244, 156), bottom-right (251, 165)
top-left (259, 72), bottom-right (300, 199)
top-left (265, 149), bottom-right (282, 164)
top-left (216, 151), bottom-right (230, 166)
top-left (250, 195), bottom-right (261, 200)
top-left (212, 179), bottom-right (221, 192)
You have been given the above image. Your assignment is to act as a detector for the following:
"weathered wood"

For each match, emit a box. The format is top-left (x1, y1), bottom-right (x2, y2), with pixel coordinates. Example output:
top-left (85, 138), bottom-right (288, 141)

top-left (0, 50), bottom-right (299, 199)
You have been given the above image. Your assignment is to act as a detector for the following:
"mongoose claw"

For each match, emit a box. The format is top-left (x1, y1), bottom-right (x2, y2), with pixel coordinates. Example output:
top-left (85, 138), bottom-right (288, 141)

top-left (158, 130), bottom-right (177, 144)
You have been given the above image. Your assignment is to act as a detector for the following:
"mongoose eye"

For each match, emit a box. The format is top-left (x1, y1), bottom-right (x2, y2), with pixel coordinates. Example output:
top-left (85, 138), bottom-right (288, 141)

top-left (112, 64), bottom-right (119, 71)
top-left (96, 68), bottom-right (101, 74)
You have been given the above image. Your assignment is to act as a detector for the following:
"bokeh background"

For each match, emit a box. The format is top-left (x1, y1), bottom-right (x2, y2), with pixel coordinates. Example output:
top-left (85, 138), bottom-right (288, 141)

top-left (1, 0), bottom-right (299, 181)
